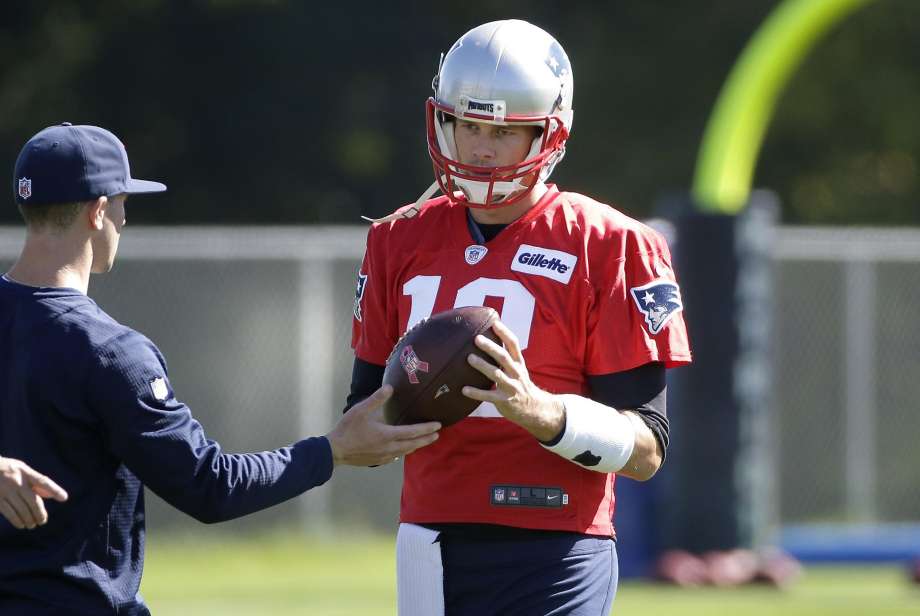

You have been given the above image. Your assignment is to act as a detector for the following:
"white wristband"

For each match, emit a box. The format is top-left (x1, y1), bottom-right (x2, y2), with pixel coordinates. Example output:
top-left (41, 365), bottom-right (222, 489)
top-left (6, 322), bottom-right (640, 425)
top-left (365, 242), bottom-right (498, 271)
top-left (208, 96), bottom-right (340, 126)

top-left (541, 394), bottom-right (636, 473)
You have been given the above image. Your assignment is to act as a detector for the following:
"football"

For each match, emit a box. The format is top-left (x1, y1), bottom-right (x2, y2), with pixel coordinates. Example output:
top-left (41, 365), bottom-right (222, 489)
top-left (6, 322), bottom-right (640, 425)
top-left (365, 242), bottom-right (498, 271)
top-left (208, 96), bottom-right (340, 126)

top-left (382, 306), bottom-right (501, 427)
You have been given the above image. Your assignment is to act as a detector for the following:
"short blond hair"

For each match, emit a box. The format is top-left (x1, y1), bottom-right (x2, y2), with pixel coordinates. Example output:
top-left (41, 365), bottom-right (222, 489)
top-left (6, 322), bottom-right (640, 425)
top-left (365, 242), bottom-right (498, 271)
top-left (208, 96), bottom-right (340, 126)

top-left (17, 201), bottom-right (85, 231)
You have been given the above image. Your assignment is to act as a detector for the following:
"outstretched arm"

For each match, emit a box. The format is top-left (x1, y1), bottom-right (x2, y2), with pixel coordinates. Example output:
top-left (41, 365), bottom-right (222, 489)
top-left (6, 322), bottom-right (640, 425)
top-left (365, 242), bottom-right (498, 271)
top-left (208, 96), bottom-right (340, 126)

top-left (88, 333), bottom-right (438, 524)
top-left (327, 385), bottom-right (440, 467)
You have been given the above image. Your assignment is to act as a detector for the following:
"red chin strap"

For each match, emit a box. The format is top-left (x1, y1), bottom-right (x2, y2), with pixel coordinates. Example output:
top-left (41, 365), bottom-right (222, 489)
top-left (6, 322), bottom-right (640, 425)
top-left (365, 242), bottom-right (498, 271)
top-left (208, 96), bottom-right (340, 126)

top-left (425, 98), bottom-right (569, 208)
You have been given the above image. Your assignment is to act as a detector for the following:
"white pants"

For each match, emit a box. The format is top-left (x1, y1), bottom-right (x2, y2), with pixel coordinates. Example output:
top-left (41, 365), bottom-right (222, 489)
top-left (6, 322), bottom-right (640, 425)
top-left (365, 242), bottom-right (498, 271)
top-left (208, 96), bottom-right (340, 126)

top-left (396, 523), bottom-right (445, 616)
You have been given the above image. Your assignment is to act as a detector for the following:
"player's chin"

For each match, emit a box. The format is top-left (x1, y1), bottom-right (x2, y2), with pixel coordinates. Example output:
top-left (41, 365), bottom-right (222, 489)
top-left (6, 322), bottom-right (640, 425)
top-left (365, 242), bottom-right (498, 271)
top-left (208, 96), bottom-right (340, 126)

top-left (90, 260), bottom-right (116, 274)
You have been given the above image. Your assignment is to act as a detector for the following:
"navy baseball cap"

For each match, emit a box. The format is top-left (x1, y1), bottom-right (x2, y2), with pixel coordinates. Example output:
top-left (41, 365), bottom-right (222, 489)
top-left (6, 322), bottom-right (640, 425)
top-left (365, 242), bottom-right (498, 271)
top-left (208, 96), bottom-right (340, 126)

top-left (13, 122), bottom-right (166, 206)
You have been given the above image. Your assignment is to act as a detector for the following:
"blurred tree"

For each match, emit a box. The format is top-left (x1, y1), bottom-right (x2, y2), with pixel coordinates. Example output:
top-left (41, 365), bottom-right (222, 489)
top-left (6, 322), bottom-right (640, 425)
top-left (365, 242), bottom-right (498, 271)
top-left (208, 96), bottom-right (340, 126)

top-left (0, 0), bottom-right (915, 225)
top-left (759, 0), bottom-right (920, 224)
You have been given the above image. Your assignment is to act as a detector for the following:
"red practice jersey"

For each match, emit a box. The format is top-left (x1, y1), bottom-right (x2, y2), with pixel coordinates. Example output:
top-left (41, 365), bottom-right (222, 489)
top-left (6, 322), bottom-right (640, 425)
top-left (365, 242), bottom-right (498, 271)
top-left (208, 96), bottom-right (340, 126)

top-left (352, 185), bottom-right (691, 536)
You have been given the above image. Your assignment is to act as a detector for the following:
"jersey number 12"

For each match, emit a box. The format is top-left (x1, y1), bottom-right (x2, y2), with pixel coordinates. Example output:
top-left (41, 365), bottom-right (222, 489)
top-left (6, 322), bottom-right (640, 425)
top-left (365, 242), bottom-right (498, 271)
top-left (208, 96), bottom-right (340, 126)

top-left (403, 275), bottom-right (535, 350)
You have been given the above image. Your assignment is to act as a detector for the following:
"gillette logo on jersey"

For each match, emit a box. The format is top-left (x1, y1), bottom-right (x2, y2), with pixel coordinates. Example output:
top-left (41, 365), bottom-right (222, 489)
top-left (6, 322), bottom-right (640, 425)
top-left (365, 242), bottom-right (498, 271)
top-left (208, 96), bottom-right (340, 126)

top-left (511, 244), bottom-right (577, 284)
top-left (630, 279), bottom-right (684, 335)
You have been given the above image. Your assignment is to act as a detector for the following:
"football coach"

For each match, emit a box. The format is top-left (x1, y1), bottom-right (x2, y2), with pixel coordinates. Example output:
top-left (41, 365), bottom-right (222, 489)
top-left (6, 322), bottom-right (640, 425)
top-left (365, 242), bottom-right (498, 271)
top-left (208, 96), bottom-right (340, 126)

top-left (0, 123), bottom-right (440, 615)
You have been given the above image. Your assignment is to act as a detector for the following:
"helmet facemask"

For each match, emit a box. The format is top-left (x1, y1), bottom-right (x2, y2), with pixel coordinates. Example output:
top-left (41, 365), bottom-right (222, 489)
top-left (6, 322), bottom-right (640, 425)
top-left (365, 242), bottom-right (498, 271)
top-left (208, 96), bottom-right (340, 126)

top-left (426, 99), bottom-right (570, 208)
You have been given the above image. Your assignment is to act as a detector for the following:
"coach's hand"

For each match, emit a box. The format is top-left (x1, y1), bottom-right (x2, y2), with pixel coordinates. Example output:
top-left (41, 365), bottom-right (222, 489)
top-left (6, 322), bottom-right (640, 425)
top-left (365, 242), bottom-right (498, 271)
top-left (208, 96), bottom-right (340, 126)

top-left (325, 385), bottom-right (441, 467)
top-left (0, 456), bottom-right (68, 529)
top-left (462, 320), bottom-right (566, 443)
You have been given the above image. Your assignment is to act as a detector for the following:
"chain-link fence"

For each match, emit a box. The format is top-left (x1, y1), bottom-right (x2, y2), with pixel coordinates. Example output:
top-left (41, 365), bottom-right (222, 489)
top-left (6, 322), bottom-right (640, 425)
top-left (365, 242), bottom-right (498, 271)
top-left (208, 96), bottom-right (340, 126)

top-left (1, 225), bottom-right (917, 546)
top-left (772, 228), bottom-right (920, 526)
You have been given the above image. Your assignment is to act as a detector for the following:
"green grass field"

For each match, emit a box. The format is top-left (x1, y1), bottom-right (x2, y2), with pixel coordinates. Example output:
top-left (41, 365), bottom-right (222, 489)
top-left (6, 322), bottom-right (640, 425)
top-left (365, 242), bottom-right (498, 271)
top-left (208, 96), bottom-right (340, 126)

top-left (141, 532), bottom-right (920, 615)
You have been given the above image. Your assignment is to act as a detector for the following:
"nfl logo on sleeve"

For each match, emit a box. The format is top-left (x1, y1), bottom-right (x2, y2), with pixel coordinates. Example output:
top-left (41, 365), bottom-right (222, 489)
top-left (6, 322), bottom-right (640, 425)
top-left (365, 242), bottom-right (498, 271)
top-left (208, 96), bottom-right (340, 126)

top-left (150, 377), bottom-right (169, 401)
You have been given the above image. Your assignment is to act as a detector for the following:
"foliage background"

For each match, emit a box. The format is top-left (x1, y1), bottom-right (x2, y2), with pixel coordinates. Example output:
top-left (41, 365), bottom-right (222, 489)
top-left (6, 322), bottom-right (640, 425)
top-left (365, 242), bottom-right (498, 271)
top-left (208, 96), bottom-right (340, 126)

top-left (0, 0), bottom-right (916, 226)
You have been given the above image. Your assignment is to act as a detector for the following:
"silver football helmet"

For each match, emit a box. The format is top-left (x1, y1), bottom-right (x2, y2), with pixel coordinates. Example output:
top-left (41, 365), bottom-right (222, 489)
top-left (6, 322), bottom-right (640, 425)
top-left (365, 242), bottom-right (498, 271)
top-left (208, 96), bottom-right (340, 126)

top-left (426, 20), bottom-right (574, 208)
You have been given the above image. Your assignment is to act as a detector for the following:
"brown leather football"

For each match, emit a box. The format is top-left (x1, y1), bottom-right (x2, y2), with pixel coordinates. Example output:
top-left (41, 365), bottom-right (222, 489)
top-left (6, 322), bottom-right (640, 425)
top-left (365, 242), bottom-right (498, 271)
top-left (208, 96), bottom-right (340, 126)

top-left (382, 306), bottom-right (501, 427)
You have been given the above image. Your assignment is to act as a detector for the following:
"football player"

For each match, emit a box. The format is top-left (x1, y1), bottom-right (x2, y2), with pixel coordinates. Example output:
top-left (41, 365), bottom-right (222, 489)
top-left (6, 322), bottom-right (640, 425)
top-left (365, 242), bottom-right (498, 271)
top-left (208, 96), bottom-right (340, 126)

top-left (350, 20), bottom-right (691, 615)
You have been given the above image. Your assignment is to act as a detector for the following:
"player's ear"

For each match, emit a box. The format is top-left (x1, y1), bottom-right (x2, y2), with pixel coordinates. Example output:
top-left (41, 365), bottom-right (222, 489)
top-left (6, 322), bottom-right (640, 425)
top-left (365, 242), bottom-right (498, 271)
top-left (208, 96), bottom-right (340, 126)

top-left (86, 196), bottom-right (108, 231)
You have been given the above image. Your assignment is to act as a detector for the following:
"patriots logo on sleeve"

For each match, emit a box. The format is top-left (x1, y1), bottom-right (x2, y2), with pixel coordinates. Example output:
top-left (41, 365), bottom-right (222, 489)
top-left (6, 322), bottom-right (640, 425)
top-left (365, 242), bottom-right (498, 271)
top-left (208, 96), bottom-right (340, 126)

top-left (353, 272), bottom-right (368, 321)
top-left (630, 279), bottom-right (683, 335)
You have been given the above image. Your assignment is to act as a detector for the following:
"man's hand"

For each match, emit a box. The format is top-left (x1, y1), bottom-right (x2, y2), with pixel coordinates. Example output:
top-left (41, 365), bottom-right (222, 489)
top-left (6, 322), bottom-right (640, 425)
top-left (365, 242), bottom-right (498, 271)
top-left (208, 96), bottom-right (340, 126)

top-left (326, 385), bottom-right (441, 467)
top-left (462, 320), bottom-right (565, 442)
top-left (0, 456), bottom-right (68, 529)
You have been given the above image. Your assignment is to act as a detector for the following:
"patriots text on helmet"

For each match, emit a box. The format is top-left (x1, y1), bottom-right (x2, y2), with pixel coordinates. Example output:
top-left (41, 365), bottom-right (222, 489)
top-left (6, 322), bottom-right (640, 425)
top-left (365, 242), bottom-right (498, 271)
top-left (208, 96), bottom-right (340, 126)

top-left (468, 101), bottom-right (494, 113)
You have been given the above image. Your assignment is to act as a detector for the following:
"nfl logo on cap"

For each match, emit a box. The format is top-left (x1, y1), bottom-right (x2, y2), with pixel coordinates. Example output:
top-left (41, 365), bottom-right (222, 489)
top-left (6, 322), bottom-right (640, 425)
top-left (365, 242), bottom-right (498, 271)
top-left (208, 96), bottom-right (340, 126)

top-left (17, 178), bottom-right (31, 200)
top-left (13, 123), bottom-right (167, 206)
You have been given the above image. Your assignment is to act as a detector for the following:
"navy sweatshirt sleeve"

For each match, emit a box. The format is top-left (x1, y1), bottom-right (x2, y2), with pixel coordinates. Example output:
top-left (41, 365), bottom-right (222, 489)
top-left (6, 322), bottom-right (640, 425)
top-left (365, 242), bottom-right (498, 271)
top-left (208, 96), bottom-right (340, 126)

top-left (87, 329), bottom-right (333, 523)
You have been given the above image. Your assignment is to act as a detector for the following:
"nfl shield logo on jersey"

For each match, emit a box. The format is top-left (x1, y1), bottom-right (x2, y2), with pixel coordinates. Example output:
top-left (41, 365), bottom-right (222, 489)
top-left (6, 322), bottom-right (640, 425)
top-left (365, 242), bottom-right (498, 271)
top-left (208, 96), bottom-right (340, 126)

top-left (630, 279), bottom-right (684, 335)
top-left (17, 178), bottom-right (32, 200)
top-left (465, 244), bottom-right (488, 265)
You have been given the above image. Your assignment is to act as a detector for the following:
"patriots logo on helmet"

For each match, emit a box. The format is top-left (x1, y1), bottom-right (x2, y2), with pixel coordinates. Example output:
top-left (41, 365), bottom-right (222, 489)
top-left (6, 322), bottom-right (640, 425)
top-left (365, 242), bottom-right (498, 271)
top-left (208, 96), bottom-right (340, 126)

top-left (544, 41), bottom-right (570, 79)
top-left (630, 279), bottom-right (683, 335)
